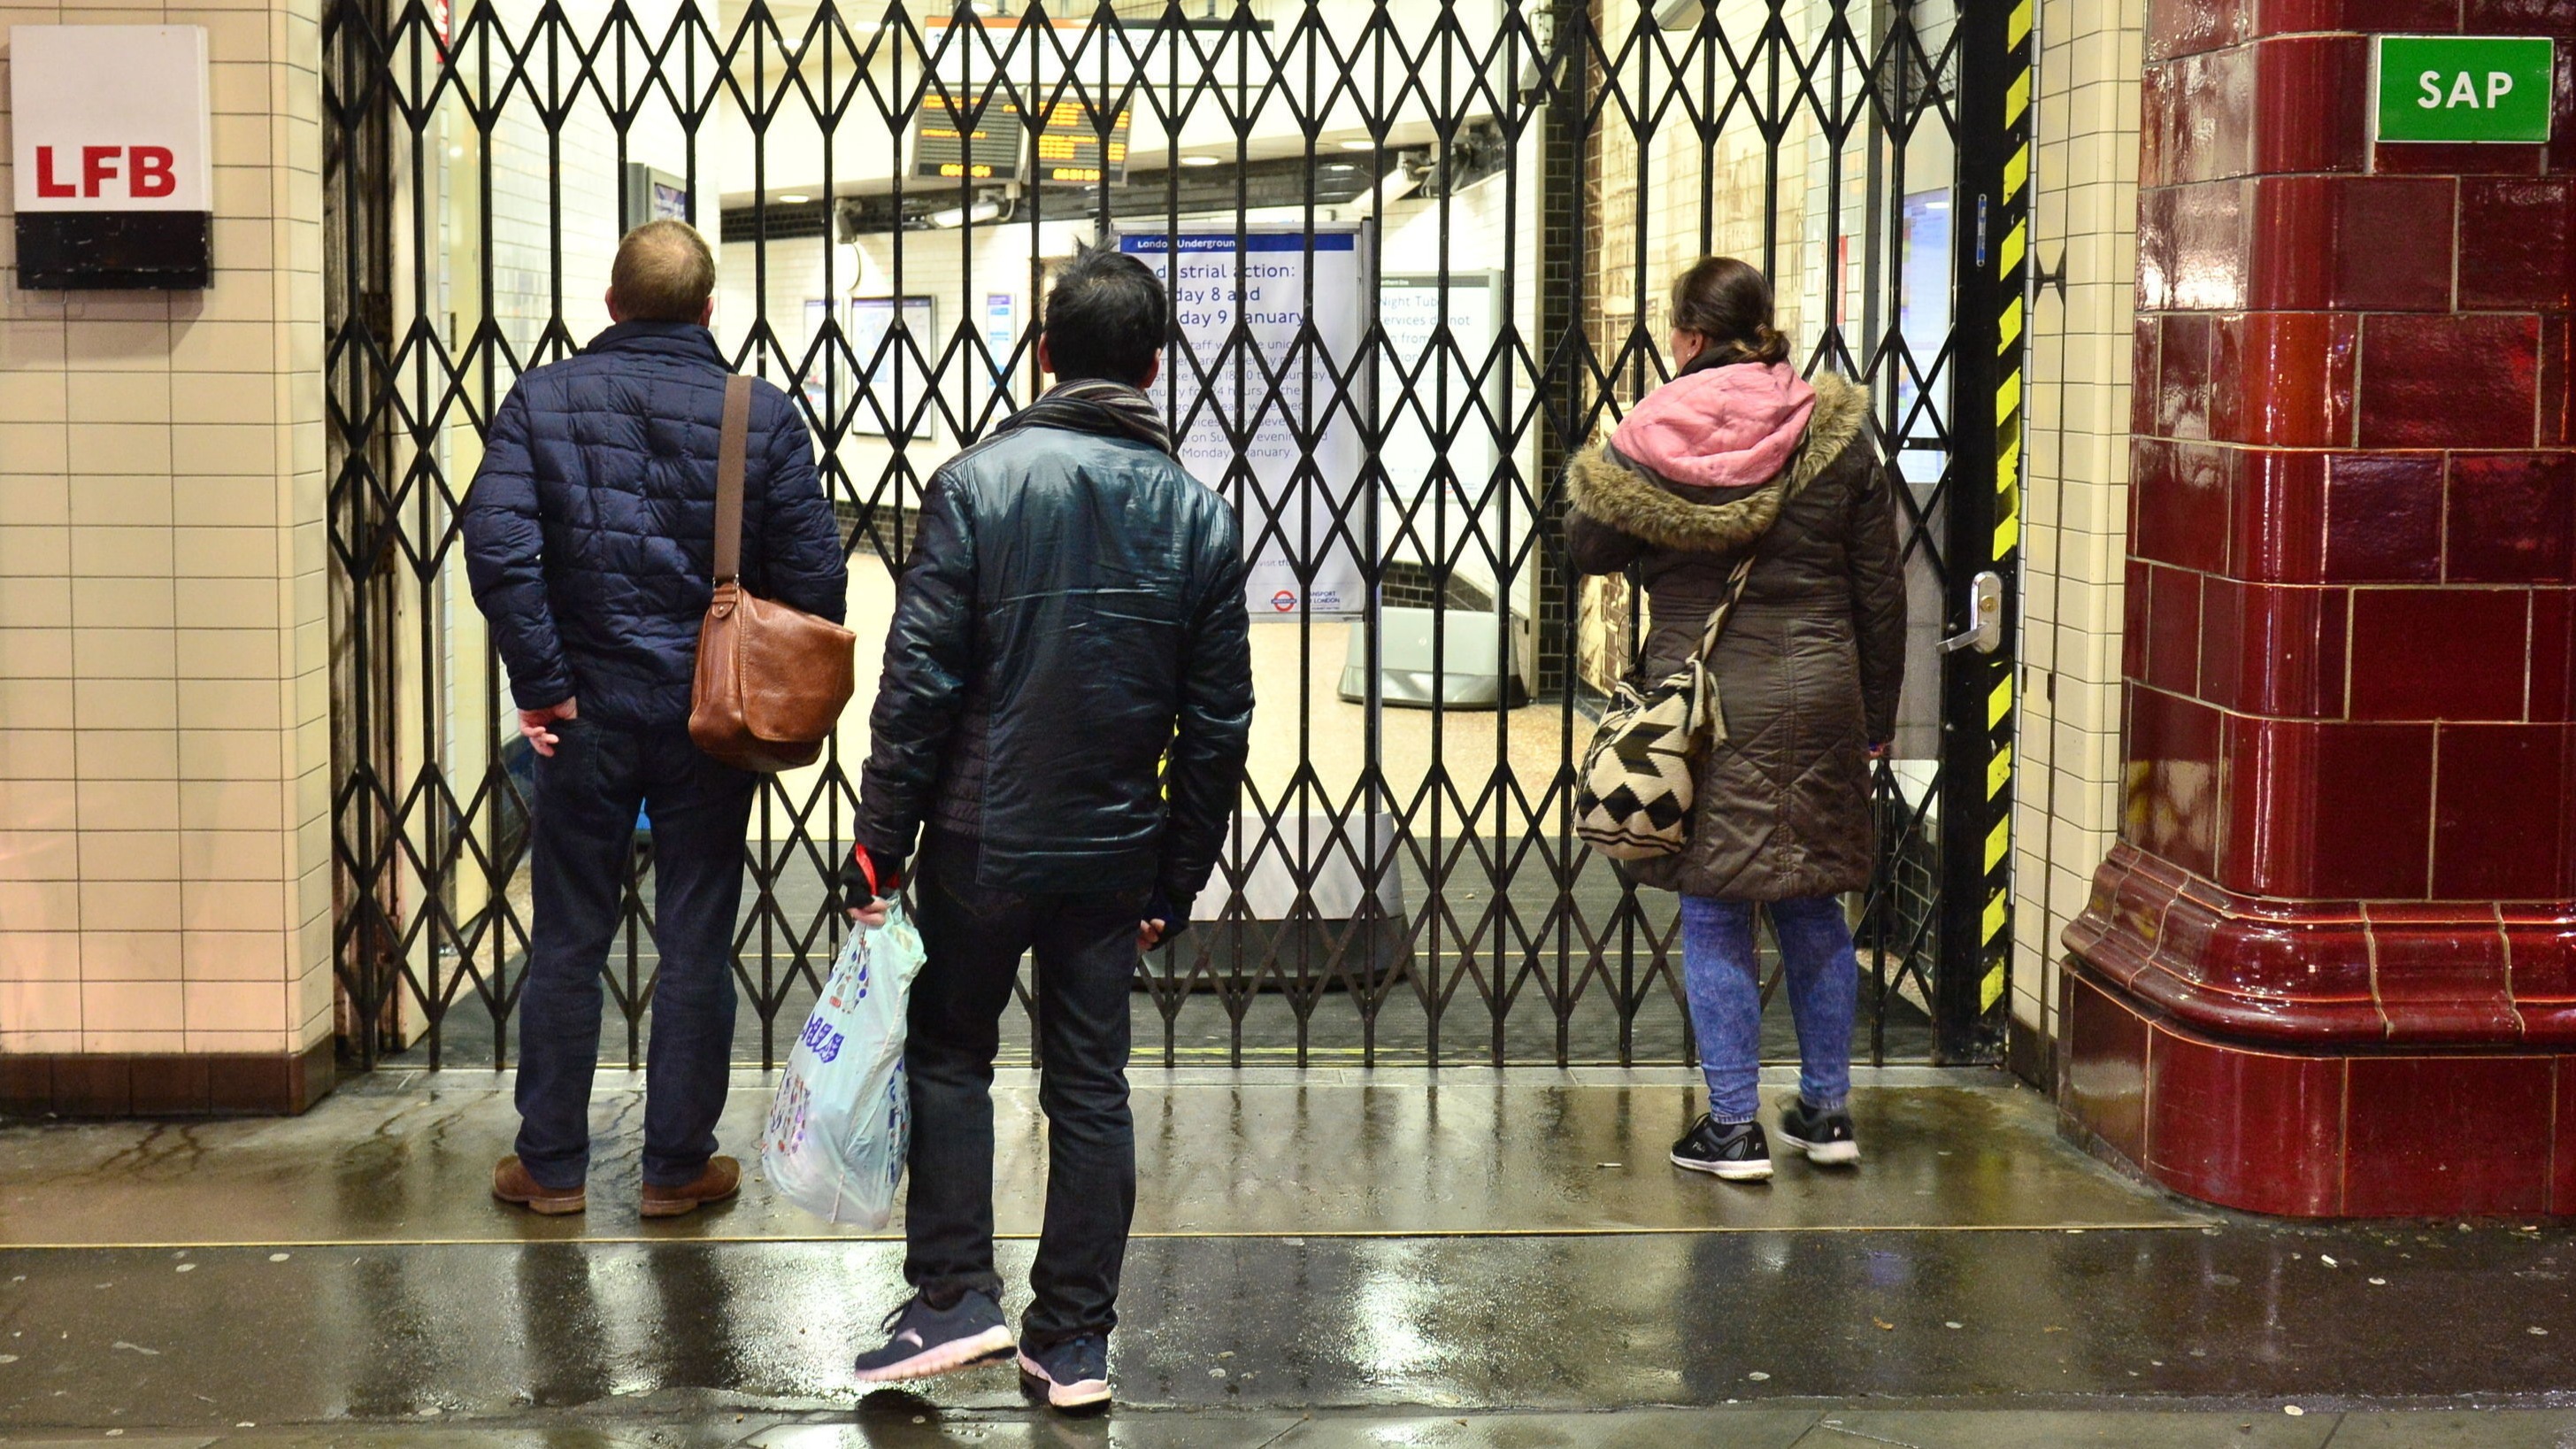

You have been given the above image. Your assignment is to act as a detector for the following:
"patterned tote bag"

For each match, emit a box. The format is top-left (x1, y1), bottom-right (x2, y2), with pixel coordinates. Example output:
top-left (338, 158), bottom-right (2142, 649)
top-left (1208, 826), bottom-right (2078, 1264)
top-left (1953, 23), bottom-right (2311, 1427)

top-left (1573, 552), bottom-right (1757, 861)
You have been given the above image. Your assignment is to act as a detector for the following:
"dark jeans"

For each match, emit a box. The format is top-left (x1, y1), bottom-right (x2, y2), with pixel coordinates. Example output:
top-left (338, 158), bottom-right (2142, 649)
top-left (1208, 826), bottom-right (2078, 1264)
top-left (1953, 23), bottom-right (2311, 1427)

top-left (515, 719), bottom-right (755, 1190)
top-left (904, 832), bottom-right (1148, 1347)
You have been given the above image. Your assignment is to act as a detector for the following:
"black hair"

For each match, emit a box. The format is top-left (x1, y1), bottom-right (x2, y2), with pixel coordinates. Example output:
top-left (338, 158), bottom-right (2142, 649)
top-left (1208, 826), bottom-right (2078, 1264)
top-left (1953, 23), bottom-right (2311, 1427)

top-left (1043, 242), bottom-right (1168, 385)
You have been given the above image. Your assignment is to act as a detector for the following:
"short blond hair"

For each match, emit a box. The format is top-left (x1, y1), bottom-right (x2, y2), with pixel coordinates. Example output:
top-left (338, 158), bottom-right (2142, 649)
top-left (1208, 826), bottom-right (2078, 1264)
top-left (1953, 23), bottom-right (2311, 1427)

top-left (610, 219), bottom-right (715, 322)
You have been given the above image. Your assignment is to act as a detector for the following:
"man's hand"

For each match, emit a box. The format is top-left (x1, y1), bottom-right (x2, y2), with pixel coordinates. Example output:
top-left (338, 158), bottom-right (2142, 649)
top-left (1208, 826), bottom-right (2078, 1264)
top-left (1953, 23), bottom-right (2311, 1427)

top-left (843, 845), bottom-right (896, 929)
top-left (520, 698), bottom-right (579, 757)
top-left (1138, 919), bottom-right (1169, 952)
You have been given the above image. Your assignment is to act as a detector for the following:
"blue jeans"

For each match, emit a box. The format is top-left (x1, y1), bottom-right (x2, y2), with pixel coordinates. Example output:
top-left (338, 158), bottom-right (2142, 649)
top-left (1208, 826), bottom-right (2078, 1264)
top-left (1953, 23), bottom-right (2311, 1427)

top-left (514, 720), bottom-right (755, 1190)
top-left (1680, 894), bottom-right (1857, 1122)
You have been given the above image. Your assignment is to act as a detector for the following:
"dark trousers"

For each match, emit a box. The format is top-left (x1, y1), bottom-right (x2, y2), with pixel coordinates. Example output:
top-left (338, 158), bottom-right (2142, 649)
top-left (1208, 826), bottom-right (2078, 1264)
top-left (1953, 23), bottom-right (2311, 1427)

top-left (903, 832), bottom-right (1148, 1347)
top-left (515, 719), bottom-right (756, 1190)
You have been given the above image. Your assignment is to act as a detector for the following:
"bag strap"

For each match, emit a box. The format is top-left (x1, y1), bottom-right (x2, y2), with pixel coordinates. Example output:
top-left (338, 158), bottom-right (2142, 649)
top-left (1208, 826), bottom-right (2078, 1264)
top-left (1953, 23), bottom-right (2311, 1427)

top-left (713, 374), bottom-right (751, 584)
top-left (1690, 551), bottom-right (1759, 664)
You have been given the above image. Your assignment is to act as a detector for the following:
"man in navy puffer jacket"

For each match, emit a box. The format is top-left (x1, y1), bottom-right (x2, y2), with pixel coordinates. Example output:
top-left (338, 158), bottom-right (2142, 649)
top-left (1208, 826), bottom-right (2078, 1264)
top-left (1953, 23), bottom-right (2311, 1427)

top-left (462, 220), bottom-right (847, 1219)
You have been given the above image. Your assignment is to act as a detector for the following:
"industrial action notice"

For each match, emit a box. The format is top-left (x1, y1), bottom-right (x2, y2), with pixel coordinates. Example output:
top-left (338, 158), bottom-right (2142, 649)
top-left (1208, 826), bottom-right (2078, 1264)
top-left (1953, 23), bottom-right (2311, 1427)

top-left (1119, 227), bottom-right (1367, 620)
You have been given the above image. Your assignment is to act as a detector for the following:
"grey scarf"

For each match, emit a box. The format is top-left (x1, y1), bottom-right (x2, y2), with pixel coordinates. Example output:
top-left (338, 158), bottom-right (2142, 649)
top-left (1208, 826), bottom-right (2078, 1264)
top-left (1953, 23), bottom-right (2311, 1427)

top-left (999, 378), bottom-right (1177, 458)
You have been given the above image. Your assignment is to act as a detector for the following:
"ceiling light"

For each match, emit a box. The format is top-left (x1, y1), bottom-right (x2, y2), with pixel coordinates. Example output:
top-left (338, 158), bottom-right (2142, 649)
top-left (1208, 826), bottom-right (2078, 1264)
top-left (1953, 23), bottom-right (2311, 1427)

top-left (780, 193), bottom-right (812, 204)
top-left (1338, 139), bottom-right (1377, 151)
top-left (928, 199), bottom-right (1003, 227)
top-left (1180, 154), bottom-right (1223, 168)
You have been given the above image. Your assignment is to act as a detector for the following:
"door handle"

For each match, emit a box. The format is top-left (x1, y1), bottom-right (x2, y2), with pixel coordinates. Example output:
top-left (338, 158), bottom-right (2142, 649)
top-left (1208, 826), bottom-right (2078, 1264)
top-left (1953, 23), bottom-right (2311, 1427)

top-left (1938, 570), bottom-right (2004, 656)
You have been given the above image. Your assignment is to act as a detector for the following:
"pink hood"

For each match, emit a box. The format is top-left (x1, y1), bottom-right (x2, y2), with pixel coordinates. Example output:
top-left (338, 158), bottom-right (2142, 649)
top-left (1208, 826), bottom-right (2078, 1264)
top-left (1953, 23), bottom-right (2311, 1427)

top-left (1610, 361), bottom-right (1817, 490)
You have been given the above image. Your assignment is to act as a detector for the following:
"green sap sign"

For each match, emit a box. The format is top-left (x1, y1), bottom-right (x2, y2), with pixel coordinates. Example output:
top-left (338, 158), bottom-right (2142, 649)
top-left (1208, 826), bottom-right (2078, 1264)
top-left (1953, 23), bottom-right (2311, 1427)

top-left (2374, 35), bottom-right (2555, 143)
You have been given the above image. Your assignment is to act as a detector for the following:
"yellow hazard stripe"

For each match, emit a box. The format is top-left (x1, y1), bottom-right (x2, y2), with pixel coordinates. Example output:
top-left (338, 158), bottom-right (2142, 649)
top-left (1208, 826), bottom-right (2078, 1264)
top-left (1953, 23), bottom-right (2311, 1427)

top-left (1975, 28), bottom-right (2034, 1034)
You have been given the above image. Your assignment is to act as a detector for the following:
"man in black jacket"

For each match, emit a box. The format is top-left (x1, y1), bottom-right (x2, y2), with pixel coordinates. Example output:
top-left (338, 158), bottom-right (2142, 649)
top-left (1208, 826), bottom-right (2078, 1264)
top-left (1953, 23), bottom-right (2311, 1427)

top-left (845, 243), bottom-right (1254, 1410)
top-left (462, 220), bottom-right (847, 1219)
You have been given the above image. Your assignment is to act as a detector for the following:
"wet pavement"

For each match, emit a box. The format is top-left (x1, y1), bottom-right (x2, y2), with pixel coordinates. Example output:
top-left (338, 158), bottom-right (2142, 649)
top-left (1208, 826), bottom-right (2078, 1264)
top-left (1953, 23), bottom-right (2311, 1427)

top-left (0, 1412), bottom-right (2573, 1448)
top-left (5, 1070), bottom-right (2576, 1442)
top-left (0, 1067), bottom-right (2187, 1245)
top-left (12, 1412), bottom-right (2576, 1448)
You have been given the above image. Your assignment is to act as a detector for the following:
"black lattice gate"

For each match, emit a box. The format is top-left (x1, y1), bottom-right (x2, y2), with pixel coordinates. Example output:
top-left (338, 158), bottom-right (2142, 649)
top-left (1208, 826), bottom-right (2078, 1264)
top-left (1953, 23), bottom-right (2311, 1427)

top-left (321, 0), bottom-right (2018, 1070)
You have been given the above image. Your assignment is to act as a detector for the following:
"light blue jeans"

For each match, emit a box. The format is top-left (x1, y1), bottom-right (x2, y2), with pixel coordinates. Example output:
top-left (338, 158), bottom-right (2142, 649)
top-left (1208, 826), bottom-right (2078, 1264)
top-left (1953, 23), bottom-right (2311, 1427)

top-left (1680, 895), bottom-right (1858, 1123)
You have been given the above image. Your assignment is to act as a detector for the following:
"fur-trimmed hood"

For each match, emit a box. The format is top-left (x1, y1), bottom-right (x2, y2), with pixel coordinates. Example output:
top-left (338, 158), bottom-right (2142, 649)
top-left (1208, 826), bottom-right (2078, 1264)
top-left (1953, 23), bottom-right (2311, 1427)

top-left (1565, 370), bottom-right (1869, 555)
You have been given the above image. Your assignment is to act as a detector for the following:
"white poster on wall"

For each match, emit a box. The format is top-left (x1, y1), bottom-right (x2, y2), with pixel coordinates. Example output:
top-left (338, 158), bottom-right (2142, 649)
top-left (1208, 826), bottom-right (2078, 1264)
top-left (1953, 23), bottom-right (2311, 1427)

top-left (1377, 273), bottom-right (1507, 607)
top-left (850, 296), bottom-right (938, 440)
top-left (1119, 227), bottom-right (1367, 620)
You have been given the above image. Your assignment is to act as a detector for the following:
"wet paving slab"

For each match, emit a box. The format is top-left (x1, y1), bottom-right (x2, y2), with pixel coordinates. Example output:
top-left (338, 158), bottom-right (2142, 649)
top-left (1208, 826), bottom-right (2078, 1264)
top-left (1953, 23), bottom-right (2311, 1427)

top-left (15, 1408), bottom-right (2576, 1449)
top-left (8, 1072), bottom-right (2574, 1440)
top-left (3, 1224), bottom-right (2575, 1428)
top-left (0, 1070), bottom-right (2192, 1245)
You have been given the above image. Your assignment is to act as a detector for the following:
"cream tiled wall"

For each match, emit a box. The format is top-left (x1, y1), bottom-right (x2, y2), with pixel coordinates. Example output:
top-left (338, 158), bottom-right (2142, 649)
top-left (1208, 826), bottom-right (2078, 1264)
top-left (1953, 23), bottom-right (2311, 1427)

top-left (0, 0), bottom-right (331, 1057)
top-left (2013, 0), bottom-right (2141, 1059)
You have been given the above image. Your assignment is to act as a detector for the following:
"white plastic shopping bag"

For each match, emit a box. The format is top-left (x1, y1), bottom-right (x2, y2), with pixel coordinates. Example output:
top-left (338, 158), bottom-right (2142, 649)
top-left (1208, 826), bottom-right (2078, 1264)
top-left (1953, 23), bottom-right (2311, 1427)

top-left (759, 903), bottom-right (926, 1227)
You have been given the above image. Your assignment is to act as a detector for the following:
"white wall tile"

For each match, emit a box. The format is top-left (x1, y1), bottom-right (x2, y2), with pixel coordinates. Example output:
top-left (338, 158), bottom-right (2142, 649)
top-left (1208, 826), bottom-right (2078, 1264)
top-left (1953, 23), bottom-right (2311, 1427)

top-left (2014, 0), bottom-right (2141, 1054)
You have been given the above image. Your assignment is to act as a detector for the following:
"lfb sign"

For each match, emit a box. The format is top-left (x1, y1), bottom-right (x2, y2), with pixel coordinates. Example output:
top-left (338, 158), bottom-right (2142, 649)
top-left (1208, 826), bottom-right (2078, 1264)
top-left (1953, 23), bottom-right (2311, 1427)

top-left (32, 145), bottom-right (186, 202)
top-left (2374, 35), bottom-right (2556, 144)
top-left (9, 26), bottom-right (214, 288)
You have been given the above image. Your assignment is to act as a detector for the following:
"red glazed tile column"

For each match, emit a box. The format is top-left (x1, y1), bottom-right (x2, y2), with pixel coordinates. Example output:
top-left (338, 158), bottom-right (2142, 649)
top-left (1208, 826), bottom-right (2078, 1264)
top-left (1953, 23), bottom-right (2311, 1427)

top-left (2062, 0), bottom-right (2576, 1217)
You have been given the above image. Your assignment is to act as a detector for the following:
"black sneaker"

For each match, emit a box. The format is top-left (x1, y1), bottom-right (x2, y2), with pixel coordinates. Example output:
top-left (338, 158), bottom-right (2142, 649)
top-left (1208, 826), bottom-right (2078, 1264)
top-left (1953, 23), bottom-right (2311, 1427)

top-left (852, 1291), bottom-right (1015, 1383)
top-left (1670, 1114), bottom-right (1772, 1181)
top-left (1018, 1332), bottom-right (1111, 1411)
top-left (1776, 1096), bottom-right (1861, 1166)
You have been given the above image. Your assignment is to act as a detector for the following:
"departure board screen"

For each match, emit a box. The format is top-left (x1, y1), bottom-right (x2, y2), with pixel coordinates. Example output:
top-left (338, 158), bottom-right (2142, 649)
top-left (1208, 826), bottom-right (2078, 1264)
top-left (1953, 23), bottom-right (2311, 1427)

top-left (911, 97), bottom-right (1022, 183)
top-left (1032, 100), bottom-right (1132, 186)
top-left (910, 96), bottom-right (1131, 186)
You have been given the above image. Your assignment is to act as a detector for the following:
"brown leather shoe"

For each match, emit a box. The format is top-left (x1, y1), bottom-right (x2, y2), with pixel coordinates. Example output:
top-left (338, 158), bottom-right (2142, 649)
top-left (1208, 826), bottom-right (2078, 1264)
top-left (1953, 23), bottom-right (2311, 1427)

top-left (640, 1155), bottom-right (741, 1218)
top-left (493, 1156), bottom-right (586, 1215)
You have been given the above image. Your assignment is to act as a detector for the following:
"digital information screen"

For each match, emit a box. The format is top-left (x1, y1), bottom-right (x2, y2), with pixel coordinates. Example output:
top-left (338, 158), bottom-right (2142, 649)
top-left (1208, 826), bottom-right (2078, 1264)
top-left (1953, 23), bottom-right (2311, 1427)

top-left (910, 97), bottom-right (1129, 186)
top-left (1032, 101), bottom-right (1131, 186)
top-left (911, 98), bottom-right (1021, 182)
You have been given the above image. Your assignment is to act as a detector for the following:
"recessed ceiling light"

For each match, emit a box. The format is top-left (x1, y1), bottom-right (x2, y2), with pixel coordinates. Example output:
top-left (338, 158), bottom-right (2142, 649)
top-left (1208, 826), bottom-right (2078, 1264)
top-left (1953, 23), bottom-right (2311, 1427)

top-left (1338, 139), bottom-right (1377, 151)
top-left (780, 193), bottom-right (813, 203)
top-left (1180, 155), bottom-right (1223, 168)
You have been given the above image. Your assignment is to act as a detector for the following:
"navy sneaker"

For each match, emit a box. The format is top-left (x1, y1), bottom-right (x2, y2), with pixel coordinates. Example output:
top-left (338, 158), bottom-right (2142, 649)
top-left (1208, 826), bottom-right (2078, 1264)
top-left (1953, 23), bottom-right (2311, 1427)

top-left (1018, 1332), bottom-right (1111, 1411)
top-left (1776, 1096), bottom-right (1861, 1166)
top-left (1670, 1114), bottom-right (1772, 1181)
top-left (852, 1291), bottom-right (1014, 1383)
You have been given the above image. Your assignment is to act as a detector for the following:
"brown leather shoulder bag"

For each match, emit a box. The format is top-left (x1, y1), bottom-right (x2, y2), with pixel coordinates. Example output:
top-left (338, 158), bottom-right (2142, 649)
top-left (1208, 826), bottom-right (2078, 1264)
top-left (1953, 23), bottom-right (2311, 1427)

top-left (688, 375), bottom-right (857, 773)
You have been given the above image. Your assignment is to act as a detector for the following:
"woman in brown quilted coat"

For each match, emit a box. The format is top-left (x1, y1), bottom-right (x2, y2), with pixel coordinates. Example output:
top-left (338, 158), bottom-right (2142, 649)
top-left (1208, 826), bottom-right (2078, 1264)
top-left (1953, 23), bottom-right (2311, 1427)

top-left (1566, 258), bottom-right (1907, 1183)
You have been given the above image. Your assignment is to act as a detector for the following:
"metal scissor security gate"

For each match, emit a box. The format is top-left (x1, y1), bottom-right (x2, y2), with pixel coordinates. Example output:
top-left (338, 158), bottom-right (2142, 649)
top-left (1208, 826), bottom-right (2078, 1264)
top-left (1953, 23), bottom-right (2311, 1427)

top-left (322, 0), bottom-right (2022, 1070)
